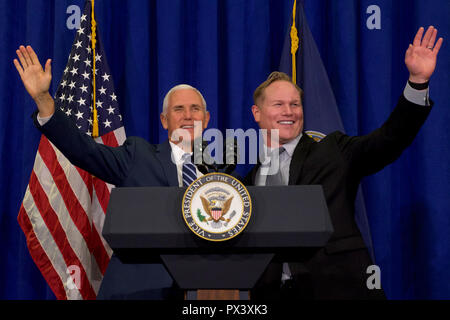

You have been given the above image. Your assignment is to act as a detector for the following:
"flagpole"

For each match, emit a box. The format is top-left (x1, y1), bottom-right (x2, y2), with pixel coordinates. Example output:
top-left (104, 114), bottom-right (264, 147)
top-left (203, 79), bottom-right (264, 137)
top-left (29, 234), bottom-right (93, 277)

top-left (91, 0), bottom-right (99, 138)
top-left (290, 0), bottom-right (299, 84)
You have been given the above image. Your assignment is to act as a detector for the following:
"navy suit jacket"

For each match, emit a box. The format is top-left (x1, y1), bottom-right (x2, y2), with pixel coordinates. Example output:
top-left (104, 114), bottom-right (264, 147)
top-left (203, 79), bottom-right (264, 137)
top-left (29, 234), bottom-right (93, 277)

top-left (34, 109), bottom-right (188, 299)
top-left (35, 108), bottom-right (180, 189)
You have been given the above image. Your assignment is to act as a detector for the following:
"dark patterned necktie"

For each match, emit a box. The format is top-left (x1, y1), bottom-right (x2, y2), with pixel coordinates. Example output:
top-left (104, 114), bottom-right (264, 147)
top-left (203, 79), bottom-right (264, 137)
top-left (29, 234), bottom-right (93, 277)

top-left (182, 153), bottom-right (197, 187)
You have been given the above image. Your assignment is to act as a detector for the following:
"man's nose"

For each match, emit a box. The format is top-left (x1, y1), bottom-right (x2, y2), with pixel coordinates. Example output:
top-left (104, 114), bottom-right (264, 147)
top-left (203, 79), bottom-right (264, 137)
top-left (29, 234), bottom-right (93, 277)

top-left (183, 109), bottom-right (192, 119)
top-left (281, 104), bottom-right (293, 115)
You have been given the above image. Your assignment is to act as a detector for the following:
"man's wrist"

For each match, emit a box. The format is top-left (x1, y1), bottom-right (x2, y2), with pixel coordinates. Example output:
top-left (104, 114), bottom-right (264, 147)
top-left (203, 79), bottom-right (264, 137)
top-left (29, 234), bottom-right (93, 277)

top-left (408, 79), bottom-right (429, 90)
top-left (34, 92), bottom-right (55, 118)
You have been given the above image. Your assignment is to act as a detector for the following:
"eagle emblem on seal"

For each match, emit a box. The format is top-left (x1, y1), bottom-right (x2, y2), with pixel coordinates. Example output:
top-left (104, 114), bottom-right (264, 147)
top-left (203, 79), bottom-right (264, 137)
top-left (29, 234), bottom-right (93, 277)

top-left (200, 195), bottom-right (234, 222)
top-left (197, 187), bottom-right (237, 229)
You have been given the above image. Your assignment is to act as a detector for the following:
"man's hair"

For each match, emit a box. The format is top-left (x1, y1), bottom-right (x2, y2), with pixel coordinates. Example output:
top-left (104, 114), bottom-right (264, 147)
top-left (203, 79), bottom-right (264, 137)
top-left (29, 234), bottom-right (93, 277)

top-left (162, 84), bottom-right (207, 115)
top-left (253, 71), bottom-right (304, 106)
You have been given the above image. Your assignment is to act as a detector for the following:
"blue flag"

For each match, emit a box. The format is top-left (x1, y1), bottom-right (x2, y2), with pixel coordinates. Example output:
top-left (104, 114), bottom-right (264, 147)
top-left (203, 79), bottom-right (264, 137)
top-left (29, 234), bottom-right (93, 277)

top-left (279, 0), bottom-right (375, 261)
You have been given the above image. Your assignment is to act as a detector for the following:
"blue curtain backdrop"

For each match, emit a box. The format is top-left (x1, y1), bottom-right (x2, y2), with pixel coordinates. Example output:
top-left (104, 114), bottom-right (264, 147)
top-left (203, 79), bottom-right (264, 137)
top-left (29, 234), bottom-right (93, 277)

top-left (0, 0), bottom-right (449, 299)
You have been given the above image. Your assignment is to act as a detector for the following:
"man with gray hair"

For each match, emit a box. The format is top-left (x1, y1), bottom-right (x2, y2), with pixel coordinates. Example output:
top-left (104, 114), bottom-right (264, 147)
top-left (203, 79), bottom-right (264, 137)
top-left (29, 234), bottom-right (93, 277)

top-left (14, 45), bottom-right (212, 299)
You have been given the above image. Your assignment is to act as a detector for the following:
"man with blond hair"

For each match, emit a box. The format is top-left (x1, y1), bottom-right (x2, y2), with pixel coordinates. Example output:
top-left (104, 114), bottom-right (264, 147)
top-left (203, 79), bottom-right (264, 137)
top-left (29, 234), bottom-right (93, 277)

top-left (247, 26), bottom-right (443, 300)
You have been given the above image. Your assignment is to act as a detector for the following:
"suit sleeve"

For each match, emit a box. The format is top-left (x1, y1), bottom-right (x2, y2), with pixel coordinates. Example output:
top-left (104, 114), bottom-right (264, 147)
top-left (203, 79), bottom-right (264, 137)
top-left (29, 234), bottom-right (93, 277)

top-left (33, 108), bottom-right (134, 186)
top-left (334, 94), bottom-right (432, 178)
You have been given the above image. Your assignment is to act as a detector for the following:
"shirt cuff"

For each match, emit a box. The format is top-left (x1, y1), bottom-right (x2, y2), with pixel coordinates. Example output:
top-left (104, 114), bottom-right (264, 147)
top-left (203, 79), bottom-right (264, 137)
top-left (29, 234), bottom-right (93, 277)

top-left (403, 81), bottom-right (430, 106)
top-left (37, 113), bottom-right (53, 126)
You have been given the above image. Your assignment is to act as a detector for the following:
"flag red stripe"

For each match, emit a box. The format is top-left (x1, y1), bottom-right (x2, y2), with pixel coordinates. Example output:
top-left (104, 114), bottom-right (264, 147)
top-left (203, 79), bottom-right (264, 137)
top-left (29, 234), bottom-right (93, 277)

top-left (94, 129), bottom-right (116, 214)
top-left (17, 204), bottom-right (68, 300)
top-left (28, 171), bottom-right (96, 299)
top-left (51, 141), bottom-right (110, 279)
top-left (47, 138), bottom-right (110, 276)
top-left (91, 178), bottom-right (112, 274)
top-left (93, 177), bottom-right (110, 214)
top-left (38, 137), bottom-right (106, 270)
top-left (101, 130), bottom-right (119, 147)
top-left (90, 223), bottom-right (110, 275)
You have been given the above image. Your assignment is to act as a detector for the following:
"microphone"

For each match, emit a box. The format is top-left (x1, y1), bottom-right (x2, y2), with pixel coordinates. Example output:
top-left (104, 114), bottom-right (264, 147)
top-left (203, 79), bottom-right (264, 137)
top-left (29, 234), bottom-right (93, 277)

top-left (222, 137), bottom-right (238, 174)
top-left (192, 138), bottom-right (238, 174)
top-left (192, 138), bottom-right (210, 175)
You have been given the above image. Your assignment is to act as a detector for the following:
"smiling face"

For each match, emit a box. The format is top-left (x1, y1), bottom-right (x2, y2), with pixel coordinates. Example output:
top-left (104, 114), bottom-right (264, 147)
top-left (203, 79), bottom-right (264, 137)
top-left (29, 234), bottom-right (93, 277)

top-left (252, 80), bottom-right (303, 146)
top-left (160, 88), bottom-right (210, 145)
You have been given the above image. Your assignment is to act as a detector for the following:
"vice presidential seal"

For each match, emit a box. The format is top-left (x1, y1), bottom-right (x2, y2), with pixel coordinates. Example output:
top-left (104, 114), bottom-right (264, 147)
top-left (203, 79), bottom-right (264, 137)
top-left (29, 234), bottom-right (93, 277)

top-left (182, 173), bottom-right (252, 241)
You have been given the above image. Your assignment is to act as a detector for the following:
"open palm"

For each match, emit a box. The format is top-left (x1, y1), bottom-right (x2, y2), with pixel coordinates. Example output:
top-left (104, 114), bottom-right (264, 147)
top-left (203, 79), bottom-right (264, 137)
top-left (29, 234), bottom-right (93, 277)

top-left (14, 46), bottom-right (52, 100)
top-left (405, 26), bottom-right (443, 83)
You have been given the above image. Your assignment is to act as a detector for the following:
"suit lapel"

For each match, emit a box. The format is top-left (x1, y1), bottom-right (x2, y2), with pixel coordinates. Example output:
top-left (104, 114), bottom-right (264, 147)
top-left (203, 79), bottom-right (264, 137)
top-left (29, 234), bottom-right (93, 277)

top-left (156, 140), bottom-right (179, 187)
top-left (247, 133), bottom-right (315, 186)
top-left (288, 133), bottom-right (315, 185)
top-left (247, 163), bottom-right (261, 186)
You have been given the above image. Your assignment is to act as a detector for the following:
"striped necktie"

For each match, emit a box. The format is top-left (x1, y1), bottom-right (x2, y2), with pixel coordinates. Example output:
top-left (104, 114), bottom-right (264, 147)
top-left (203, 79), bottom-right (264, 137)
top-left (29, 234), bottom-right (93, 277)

top-left (182, 153), bottom-right (197, 187)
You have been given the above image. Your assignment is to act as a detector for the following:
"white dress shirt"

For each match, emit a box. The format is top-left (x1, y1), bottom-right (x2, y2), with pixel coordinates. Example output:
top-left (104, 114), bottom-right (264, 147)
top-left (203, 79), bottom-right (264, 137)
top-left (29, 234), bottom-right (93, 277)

top-left (169, 141), bottom-right (203, 187)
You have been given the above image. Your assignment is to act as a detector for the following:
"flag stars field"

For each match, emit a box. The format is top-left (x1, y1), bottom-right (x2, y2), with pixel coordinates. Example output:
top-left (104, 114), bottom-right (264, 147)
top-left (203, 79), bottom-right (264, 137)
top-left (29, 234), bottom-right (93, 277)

top-left (103, 119), bottom-right (112, 128)
top-left (99, 86), bottom-right (106, 95)
top-left (75, 111), bottom-right (84, 120)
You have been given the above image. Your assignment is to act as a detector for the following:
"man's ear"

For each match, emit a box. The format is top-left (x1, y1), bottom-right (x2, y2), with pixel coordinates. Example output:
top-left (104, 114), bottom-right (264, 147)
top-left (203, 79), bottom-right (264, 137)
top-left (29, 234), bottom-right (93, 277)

top-left (160, 113), bottom-right (168, 130)
top-left (251, 105), bottom-right (260, 123)
top-left (203, 111), bottom-right (210, 129)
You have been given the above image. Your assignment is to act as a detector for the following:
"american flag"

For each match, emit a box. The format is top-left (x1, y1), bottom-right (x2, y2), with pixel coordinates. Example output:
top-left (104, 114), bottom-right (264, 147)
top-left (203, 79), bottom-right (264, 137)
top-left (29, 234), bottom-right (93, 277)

top-left (17, 0), bottom-right (125, 300)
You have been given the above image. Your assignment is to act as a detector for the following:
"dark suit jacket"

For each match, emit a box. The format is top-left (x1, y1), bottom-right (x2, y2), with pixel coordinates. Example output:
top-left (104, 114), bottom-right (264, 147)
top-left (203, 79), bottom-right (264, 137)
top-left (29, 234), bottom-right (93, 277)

top-left (246, 94), bottom-right (432, 299)
top-left (34, 108), bottom-right (179, 188)
top-left (34, 108), bottom-right (185, 299)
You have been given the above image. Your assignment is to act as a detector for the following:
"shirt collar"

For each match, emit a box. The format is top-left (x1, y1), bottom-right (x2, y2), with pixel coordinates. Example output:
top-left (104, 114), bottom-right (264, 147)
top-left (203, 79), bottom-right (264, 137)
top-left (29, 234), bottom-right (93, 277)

top-left (263, 133), bottom-right (302, 158)
top-left (281, 133), bottom-right (302, 158)
top-left (169, 141), bottom-right (192, 164)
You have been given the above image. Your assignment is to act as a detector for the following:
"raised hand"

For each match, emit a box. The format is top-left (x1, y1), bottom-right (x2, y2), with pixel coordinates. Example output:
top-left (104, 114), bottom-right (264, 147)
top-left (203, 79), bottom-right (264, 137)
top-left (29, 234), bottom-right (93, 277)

top-left (14, 45), bottom-right (55, 117)
top-left (405, 26), bottom-right (443, 83)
